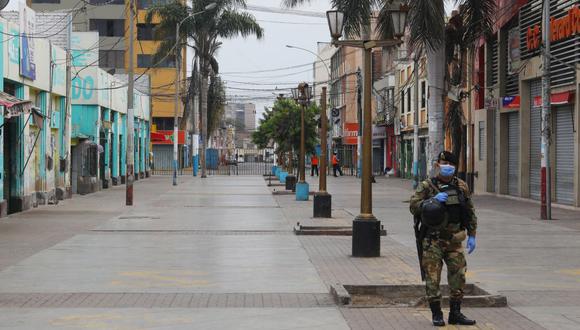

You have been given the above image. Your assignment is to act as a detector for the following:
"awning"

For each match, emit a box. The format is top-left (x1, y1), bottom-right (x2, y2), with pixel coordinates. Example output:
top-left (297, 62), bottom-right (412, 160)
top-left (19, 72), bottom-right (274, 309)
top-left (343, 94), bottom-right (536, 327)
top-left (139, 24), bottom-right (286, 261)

top-left (533, 91), bottom-right (575, 107)
top-left (1, 91), bottom-right (33, 118)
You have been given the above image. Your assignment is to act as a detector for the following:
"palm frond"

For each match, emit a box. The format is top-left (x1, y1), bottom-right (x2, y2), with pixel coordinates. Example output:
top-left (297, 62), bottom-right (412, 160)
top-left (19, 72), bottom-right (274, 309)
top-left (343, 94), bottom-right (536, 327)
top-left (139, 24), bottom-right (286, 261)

top-left (376, 0), bottom-right (394, 40)
top-left (216, 10), bottom-right (264, 39)
top-left (408, 0), bottom-right (445, 51)
top-left (459, 0), bottom-right (496, 47)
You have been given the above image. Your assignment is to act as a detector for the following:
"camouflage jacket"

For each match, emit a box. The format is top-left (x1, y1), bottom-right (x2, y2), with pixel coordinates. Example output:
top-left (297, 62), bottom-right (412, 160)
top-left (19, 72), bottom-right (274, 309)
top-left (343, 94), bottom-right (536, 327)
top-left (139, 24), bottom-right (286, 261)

top-left (409, 177), bottom-right (477, 237)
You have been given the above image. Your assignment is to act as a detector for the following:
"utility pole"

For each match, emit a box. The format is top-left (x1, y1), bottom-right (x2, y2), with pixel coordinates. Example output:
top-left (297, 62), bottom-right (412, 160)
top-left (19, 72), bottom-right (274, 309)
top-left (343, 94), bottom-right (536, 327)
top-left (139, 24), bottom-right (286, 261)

top-left (541, 0), bottom-right (551, 220)
top-left (412, 51), bottom-right (420, 189)
top-left (173, 25), bottom-right (181, 186)
top-left (126, 0), bottom-right (135, 206)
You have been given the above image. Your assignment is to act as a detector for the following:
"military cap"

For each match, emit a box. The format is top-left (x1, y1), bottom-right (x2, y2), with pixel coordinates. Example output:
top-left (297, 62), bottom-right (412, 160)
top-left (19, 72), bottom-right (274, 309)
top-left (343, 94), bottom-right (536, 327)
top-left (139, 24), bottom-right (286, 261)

top-left (438, 151), bottom-right (458, 165)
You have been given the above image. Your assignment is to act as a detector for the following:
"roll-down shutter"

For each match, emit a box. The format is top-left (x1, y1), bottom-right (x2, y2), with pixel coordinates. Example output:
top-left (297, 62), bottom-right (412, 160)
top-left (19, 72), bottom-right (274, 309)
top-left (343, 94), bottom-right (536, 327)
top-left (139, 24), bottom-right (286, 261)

top-left (555, 106), bottom-right (574, 205)
top-left (508, 112), bottom-right (520, 196)
top-left (529, 80), bottom-right (542, 200)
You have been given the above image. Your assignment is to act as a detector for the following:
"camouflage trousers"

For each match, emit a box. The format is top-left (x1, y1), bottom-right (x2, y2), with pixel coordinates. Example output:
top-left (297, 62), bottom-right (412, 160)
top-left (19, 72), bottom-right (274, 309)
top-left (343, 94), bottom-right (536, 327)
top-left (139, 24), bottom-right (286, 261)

top-left (421, 237), bottom-right (467, 304)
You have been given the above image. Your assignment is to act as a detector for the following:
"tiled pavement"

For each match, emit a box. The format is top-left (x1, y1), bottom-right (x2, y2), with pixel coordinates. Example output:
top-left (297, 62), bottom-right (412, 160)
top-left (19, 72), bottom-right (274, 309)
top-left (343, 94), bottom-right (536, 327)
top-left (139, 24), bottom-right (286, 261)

top-left (1, 174), bottom-right (579, 329)
top-left (273, 175), bottom-right (580, 329)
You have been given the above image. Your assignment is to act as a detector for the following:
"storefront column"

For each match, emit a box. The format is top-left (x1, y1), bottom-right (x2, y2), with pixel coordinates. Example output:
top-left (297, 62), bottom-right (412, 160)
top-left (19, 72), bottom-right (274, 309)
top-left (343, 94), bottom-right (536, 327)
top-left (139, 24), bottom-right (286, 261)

top-left (111, 111), bottom-right (120, 185)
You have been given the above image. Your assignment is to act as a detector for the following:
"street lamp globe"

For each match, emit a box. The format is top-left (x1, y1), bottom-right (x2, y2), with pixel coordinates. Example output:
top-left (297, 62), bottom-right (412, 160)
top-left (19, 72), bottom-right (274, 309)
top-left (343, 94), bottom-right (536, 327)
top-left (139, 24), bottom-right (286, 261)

top-left (390, 4), bottom-right (409, 38)
top-left (326, 10), bottom-right (345, 41)
top-left (291, 87), bottom-right (300, 101)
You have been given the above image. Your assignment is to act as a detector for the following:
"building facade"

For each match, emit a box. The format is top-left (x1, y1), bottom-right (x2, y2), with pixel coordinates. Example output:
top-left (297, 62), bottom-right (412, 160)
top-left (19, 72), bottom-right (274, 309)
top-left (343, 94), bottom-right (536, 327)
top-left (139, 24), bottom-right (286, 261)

top-left (472, 0), bottom-right (580, 206)
top-left (1, 10), bottom-right (151, 217)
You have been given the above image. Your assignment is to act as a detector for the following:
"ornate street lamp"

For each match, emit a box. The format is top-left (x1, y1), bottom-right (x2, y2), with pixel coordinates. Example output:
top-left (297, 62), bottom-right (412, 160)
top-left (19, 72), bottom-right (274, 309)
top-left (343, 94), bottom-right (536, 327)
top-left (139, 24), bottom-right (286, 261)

top-left (326, 4), bottom-right (406, 257)
top-left (293, 82), bottom-right (312, 201)
top-left (326, 10), bottom-right (345, 41)
top-left (389, 4), bottom-right (408, 38)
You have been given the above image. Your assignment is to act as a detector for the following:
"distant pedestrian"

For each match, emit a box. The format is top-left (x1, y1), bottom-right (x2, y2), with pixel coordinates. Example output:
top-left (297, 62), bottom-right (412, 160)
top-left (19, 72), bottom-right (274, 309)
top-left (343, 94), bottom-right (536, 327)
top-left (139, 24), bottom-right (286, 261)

top-left (310, 154), bottom-right (319, 176)
top-left (332, 152), bottom-right (343, 177)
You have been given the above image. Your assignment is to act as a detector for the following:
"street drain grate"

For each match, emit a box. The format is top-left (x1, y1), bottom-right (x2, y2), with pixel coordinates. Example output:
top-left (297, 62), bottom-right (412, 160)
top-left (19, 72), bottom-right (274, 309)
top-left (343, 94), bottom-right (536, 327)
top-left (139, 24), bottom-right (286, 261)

top-left (330, 283), bottom-right (507, 308)
top-left (294, 224), bottom-right (387, 236)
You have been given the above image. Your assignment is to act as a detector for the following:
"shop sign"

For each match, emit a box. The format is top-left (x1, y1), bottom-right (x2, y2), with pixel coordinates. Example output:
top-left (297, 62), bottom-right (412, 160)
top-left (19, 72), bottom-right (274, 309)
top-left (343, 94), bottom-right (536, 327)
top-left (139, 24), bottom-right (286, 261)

top-left (502, 96), bottom-right (521, 109)
top-left (508, 27), bottom-right (521, 74)
top-left (372, 125), bottom-right (386, 140)
top-left (526, 5), bottom-right (580, 51)
top-left (19, 3), bottom-right (36, 80)
top-left (151, 130), bottom-right (185, 145)
top-left (343, 123), bottom-right (359, 145)
top-left (533, 91), bottom-right (575, 107)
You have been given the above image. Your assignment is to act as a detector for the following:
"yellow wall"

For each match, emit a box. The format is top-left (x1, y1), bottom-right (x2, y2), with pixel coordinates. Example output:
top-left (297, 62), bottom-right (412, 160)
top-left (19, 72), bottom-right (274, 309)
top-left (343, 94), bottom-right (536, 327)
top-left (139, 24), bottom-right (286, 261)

top-left (125, 10), bottom-right (187, 119)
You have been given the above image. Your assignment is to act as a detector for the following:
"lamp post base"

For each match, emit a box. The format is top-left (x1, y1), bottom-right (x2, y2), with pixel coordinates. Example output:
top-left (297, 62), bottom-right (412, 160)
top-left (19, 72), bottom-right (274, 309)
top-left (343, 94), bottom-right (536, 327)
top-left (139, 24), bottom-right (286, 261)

top-left (285, 175), bottom-right (297, 192)
top-left (352, 216), bottom-right (381, 257)
top-left (313, 192), bottom-right (332, 218)
top-left (296, 182), bottom-right (309, 201)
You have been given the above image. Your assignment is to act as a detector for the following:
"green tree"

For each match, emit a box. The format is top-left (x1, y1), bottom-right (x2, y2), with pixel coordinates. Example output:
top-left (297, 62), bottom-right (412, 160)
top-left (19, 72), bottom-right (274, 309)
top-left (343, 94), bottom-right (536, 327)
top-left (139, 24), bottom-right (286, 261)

top-left (285, 0), bottom-right (496, 171)
top-left (207, 74), bottom-right (226, 137)
top-left (252, 98), bottom-right (319, 169)
top-left (146, 0), bottom-right (263, 177)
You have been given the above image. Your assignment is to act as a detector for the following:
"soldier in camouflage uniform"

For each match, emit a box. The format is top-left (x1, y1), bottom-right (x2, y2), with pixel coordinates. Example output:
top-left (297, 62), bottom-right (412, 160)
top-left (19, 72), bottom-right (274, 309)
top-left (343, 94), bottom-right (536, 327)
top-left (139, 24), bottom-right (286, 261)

top-left (410, 151), bottom-right (477, 327)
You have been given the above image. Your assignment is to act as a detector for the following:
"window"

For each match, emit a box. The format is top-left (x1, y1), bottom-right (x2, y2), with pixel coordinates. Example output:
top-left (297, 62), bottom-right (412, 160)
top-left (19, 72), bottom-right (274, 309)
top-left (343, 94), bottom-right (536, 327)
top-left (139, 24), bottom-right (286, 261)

top-left (99, 50), bottom-right (125, 69)
top-left (89, 19), bottom-right (124, 37)
top-left (478, 121), bottom-right (486, 160)
top-left (138, 54), bottom-right (175, 68)
top-left (89, 0), bottom-right (123, 4)
top-left (400, 90), bottom-right (405, 114)
top-left (137, 23), bottom-right (158, 40)
top-left (31, 0), bottom-right (60, 3)
top-left (137, 0), bottom-right (171, 9)
top-left (407, 88), bottom-right (411, 113)
top-left (421, 81), bottom-right (426, 109)
top-left (153, 117), bottom-right (174, 130)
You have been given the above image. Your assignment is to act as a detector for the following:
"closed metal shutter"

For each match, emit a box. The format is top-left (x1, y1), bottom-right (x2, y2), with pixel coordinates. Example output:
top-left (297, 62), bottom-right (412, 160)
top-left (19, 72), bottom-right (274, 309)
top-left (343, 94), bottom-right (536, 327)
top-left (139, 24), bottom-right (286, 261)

top-left (529, 80), bottom-right (542, 200)
top-left (152, 145), bottom-right (173, 174)
top-left (555, 106), bottom-right (575, 205)
top-left (508, 112), bottom-right (520, 196)
top-left (490, 108), bottom-right (498, 192)
top-left (478, 121), bottom-right (485, 161)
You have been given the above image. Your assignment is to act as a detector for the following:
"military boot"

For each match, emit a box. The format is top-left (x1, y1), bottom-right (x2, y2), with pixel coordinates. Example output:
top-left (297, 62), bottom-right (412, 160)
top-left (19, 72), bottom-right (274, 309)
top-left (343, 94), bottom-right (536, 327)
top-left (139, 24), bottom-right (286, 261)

top-left (429, 302), bottom-right (445, 327)
top-left (448, 300), bottom-right (476, 325)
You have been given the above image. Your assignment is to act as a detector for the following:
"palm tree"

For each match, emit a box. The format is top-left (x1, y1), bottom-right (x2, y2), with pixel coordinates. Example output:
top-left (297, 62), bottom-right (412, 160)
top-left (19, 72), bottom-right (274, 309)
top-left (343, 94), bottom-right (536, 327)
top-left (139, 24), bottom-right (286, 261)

top-left (146, 0), bottom-right (263, 178)
top-left (285, 0), bottom-right (495, 174)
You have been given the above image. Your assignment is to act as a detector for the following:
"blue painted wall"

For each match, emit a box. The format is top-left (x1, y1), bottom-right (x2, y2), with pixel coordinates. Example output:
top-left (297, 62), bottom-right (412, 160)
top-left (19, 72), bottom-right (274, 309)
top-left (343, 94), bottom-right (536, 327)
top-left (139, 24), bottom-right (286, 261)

top-left (112, 111), bottom-right (119, 178)
top-left (120, 114), bottom-right (126, 176)
top-left (71, 105), bottom-right (99, 142)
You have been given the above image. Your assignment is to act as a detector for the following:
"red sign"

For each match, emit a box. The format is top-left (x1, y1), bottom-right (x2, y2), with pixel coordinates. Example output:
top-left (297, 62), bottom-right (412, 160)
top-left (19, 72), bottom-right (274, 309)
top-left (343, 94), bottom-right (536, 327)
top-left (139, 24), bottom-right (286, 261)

top-left (502, 96), bottom-right (521, 109)
top-left (343, 123), bottom-right (359, 145)
top-left (533, 91), bottom-right (575, 107)
top-left (151, 130), bottom-right (186, 145)
top-left (527, 5), bottom-right (580, 51)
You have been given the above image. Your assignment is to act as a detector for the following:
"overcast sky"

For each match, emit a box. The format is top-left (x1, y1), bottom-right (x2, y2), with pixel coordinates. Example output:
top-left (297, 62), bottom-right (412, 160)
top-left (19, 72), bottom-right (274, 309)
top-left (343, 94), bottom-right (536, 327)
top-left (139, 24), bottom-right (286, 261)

top-left (216, 0), bottom-right (333, 120)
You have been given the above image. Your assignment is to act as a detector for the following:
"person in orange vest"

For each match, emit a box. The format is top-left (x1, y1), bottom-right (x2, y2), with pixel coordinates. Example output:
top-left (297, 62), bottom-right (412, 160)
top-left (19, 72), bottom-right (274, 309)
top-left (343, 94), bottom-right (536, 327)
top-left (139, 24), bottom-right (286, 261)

top-left (310, 154), bottom-right (319, 177)
top-left (332, 152), bottom-right (343, 177)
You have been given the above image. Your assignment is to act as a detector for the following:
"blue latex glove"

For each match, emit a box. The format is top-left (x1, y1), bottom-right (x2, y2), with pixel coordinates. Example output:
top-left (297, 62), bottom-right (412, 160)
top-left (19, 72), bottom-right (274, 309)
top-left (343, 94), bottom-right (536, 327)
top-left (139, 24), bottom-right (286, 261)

top-left (434, 192), bottom-right (448, 203)
top-left (467, 236), bottom-right (476, 254)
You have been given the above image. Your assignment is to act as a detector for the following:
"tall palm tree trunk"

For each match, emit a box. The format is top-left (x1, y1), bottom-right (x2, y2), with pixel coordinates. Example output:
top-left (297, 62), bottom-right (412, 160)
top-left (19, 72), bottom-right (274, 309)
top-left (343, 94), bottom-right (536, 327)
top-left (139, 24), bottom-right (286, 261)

top-left (427, 46), bottom-right (446, 175)
top-left (200, 60), bottom-right (209, 178)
